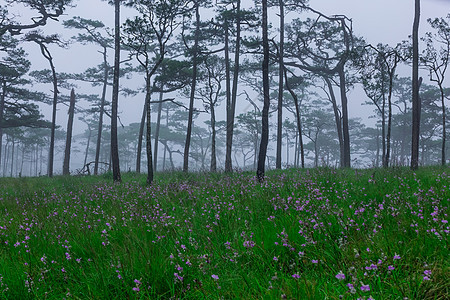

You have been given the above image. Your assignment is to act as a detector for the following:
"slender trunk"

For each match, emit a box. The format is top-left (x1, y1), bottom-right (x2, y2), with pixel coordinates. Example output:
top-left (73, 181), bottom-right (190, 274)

top-left (411, 0), bottom-right (421, 170)
top-left (385, 72), bottom-right (394, 168)
top-left (338, 68), bottom-right (351, 168)
top-left (224, 17), bottom-right (232, 172)
top-left (84, 127), bottom-right (92, 167)
top-left (154, 84), bottom-right (164, 172)
top-left (20, 145), bottom-right (24, 176)
top-left (145, 75), bottom-right (154, 184)
top-left (284, 68), bottom-right (305, 168)
top-left (47, 53), bottom-right (58, 177)
top-left (210, 103), bottom-right (217, 172)
top-left (225, 0), bottom-right (241, 172)
top-left (162, 106), bottom-right (169, 171)
top-left (39, 145), bottom-right (42, 175)
top-left (111, 0), bottom-right (121, 182)
top-left (35, 144), bottom-right (38, 176)
top-left (439, 84), bottom-right (446, 165)
top-left (3, 140), bottom-right (8, 176)
top-left (94, 51), bottom-right (109, 175)
top-left (286, 135), bottom-right (289, 166)
top-left (136, 102), bottom-right (146, 173)
top-left (376, 126), bottom-right (380, 167)
top-left (0, 81), bottom-right (5, 172)
top-left (276, 0), bottom-right (284, 169)
top-left (183, 3), bottom-right (200, 172)
top-left (314, 139), bottom-right (318, 168)
top-left (381, 93), bottom-right (386, 167)
top-left (63, 89), bottom-right (76, 175)
top-left (10, 138), bottom-right (14, 177)
top-left (257, 0), bottom-right (270, 181)
top-left (324, 77), bottom-right (344, 167)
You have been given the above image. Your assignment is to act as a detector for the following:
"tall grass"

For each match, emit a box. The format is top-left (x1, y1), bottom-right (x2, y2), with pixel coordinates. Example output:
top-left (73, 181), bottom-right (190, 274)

top-left (0, 167), bottom-right (448, 299)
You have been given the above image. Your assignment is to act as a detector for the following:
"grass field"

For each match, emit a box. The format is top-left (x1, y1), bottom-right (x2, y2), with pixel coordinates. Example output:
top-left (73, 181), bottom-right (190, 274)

top-left (0, 167), bottom-right (448, 299)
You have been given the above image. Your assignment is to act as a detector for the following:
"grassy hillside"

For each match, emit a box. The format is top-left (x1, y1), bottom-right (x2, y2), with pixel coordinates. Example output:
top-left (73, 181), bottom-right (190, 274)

top-left (0, 167), bottom-right (448, 299)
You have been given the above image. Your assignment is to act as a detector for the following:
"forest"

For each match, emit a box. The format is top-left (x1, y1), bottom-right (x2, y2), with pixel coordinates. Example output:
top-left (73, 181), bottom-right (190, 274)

top-left (0, 0), bottom-right (449, 183)
top-left (0, 1), bottom-right (449, 299)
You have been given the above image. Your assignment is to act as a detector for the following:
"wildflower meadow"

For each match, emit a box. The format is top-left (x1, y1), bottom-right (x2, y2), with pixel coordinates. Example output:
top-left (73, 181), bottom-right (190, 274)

top-left (0, 167), bottom-right (448, 299)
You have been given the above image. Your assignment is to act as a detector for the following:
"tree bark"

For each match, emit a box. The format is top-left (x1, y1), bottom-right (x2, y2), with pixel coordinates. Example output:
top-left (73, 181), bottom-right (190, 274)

top-left (47, 49), bottom-right (58, 178)
top-left (10, 137), bottom-right (14, 177)
top-left (210, 100), bottom-right (217, 172)
top-left (411, 0), bottom-right (421, 170)
top-left (111, 0), bottom-right (121, 182)
top-left (0, 81), bottom-right (5, 173)
top-left (154, 84), bottom-right (164, 172)
top-left (145, 75), bottom-right (154, 184)
top-left (63, 88), bottom-right (76, 175)
top-left (225, 0), bottom-right (241, 172)
top-left (338, 67), bottom-right (351, 168)
top-left (276, 0), bottom-right (284, 169)
top-left (257, 0), bottom-right (270, 181)
top-left (439, 84), bottom-right (446, 165)
top-left (94, 50), bottom-right (109, 175)
top-left (283, 68), bottom-right (304, 168)
top-left (385, 72), bottom-right (394, 168)
top-left (136, 101), bottom-right (146, 173)
top-left (84, 126), bottom-right (92, 168)
top-left (324, 77), bottom-right (344, 167)
top-left (183, 2), bottom-right (200, 172)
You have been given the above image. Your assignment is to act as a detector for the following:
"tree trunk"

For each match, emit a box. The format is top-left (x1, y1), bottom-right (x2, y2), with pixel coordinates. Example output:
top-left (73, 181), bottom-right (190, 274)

top-left (63, 89), bottom-right (76, 175)
top-left (439, 84), bottom-right (446, 165)
top-left (136, 101), bottom-right (146, 173)
top-left (111, 0), bottom-right (121, 182)
top-left (153, 85), bottom-right (164, 172)
top-left (276, 0), bottom-right (284, 169)
top-left (376, 126), bottom-right (380, 167)
top-left (324, 77), bottom-right (344, 167)
top-left (223, 16), bottom-right (232, 171)
top-left (225, 0), bottom-right (241, 172)
top-left (286, 135), bottom-right (289, 166)
top-left (284, 68), bottom-right (305, 168)
top-left (257, 0), bottom-right (270, 181)
top-left (411, 0), bottom-right (421, 170)
top-left (47, 51), bottom-right (58, 177)
top-left (385, 73), bottom-right (394, 168)
top-left (10, 137), bottom-right (14, 177)
top-left (0, 81), bottom-right (5, 173)
top-left (84, 126), bottom-right (92, 168)
top-left (145, 75), bottom-right (154, 184)
top-left (162, 106), bottom-right (169, 171)
top-left (338, 67), bottom-right (351, 168)
top-left (94, 50), bottom-right (109, 175)
top-left (210, 102), bottom-right (217, 172)
top-left (3, 140), bottom-right (8, 176)
top-left (183, 2), bottom-right (200, 172)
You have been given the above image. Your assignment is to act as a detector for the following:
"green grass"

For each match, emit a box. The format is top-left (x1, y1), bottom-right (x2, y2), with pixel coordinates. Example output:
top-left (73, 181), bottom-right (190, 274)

top-left (0, 167), bottom-right (448, 299)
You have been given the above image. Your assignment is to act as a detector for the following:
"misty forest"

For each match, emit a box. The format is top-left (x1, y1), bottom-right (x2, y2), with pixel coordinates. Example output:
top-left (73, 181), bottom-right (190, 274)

top-left (0, 0), bottom-right (449, 299)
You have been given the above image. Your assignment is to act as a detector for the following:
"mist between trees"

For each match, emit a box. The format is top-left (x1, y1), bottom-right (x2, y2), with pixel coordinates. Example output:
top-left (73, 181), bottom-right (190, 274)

top-left (0, 0), bottom-right (449, 183)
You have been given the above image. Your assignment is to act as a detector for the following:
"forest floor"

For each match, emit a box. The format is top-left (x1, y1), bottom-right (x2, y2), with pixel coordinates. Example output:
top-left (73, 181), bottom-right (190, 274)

top-left (0, 167), bottom-right (448, 299)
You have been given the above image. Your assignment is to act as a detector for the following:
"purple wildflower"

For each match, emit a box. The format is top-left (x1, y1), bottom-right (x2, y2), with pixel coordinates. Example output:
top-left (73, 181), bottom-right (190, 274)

top-left (360, 284), bottom-right (370, 292)
top-left (335, 272), bottom-right (345, 280)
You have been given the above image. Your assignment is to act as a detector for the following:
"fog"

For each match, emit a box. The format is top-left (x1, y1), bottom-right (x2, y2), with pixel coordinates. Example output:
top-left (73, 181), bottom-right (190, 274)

top-left (0, 0), bottom-right (449, 177)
